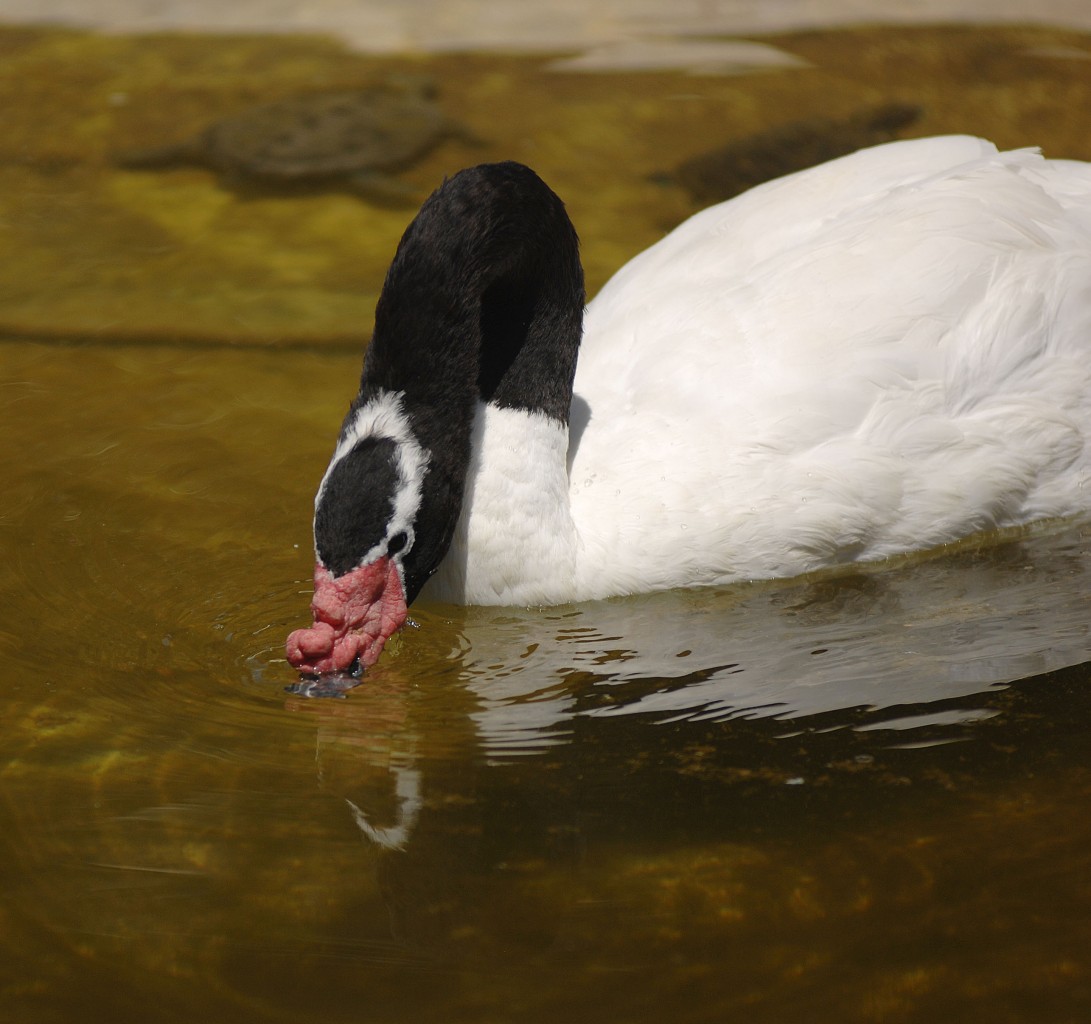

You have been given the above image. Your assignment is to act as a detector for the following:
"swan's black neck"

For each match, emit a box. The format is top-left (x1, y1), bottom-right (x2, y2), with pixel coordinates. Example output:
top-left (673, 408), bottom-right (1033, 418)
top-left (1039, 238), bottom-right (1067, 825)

top-left (329, 162), bottom-right (585, 600)
top-left (361, 161), bottom-right (585, 424)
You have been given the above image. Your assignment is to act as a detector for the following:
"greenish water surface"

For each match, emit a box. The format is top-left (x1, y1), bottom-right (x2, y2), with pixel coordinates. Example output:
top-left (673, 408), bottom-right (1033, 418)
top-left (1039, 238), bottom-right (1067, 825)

top-left (2, 22), bottom-right (1091, 1024)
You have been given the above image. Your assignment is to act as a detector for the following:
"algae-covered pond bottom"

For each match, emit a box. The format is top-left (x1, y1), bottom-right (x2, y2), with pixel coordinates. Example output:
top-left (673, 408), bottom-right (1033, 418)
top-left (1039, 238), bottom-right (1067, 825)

top-left (3, 20), bottom-right (1091, 1024)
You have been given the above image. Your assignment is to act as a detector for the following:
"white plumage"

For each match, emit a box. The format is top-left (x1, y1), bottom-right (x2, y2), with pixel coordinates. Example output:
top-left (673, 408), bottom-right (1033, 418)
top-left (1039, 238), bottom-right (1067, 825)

top-left (425, 136), bottom-right (1091, 606)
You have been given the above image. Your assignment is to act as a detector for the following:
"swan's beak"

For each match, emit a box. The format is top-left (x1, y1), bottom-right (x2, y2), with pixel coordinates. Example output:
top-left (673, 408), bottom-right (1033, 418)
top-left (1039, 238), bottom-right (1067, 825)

top-left (286, 558), bottom-right (407, 676)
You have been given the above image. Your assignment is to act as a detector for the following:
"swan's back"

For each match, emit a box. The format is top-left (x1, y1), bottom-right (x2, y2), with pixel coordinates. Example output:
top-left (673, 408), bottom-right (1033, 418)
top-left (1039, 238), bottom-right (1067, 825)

top-left (570, 136), bottom-right (1091, 597)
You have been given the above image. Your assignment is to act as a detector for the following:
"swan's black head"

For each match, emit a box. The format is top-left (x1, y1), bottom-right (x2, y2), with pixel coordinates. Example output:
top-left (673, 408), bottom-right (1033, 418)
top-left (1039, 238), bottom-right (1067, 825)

top-left (315, 437), bottom-right (401, 571)
top-left (313, 389), bottom-right (457, 604)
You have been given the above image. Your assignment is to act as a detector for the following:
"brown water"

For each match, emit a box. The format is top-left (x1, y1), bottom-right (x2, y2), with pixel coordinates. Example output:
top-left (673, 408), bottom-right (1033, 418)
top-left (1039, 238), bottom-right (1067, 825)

top-left (3, 22), bottom-right (1091, 1024)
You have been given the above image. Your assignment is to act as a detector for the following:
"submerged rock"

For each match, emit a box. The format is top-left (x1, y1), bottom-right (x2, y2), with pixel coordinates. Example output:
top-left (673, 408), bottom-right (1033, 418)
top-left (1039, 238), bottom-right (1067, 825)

top-left (664, 102), bottom-right (922, 204)
top-left (115, 77), bottom-right (475, 202)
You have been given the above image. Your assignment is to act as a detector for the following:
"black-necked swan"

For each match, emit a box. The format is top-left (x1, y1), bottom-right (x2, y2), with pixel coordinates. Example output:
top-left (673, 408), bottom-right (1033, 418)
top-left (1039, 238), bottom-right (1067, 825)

top-left (286, 135), bottom-right (1091, 676)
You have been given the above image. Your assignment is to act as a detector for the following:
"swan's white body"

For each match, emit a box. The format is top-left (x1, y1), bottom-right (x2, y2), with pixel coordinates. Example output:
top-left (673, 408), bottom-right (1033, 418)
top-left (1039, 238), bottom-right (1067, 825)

top-left (426, 136), bottom-right (1091, 606)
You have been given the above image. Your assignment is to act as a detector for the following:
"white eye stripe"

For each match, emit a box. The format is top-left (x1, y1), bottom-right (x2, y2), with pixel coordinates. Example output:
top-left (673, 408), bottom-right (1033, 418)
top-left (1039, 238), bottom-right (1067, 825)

top-left (314, 389), bottom-right (429, 565)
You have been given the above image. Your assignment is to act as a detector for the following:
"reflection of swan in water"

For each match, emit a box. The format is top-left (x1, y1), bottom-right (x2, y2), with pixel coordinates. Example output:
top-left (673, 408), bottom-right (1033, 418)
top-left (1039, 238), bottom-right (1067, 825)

top-left (440, 521), bottom-right (1091, 757)
top-left (287, 678), bottom-right (428, 851)
top-left (346, 761), bottom-right (421, 851)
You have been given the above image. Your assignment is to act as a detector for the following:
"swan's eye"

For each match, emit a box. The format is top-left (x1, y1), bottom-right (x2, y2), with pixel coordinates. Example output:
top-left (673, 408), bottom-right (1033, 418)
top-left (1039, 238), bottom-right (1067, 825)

top-left (387, 530), bottom-right (409, 556)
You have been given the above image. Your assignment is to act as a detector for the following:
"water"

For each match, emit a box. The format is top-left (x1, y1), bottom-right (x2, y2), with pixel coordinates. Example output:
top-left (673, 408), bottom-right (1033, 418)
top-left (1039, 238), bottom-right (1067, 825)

top-left (3, 19), bottom-right (1091, 1024)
